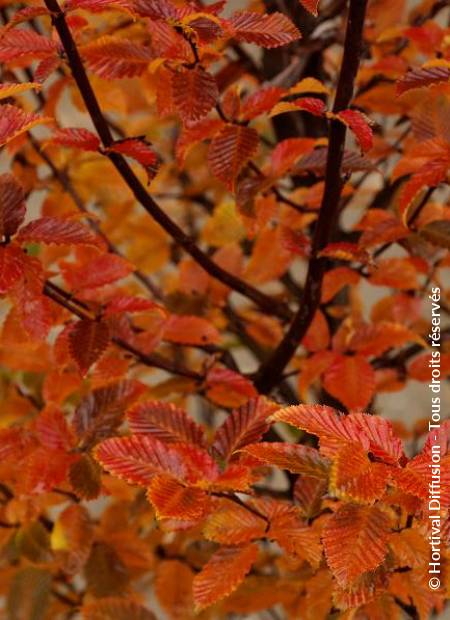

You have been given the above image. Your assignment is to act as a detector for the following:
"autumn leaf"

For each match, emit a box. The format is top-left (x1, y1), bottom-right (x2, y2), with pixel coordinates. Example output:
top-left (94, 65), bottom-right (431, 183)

top-left (322, 503), bottom-right (390, 586)
top-left (107, 138), bottom-right (160, 180)
top-left (203, 498), bottom-right (267, 544)
top-left (171, 66), bottom-right (219, 123)
top-left (298, 0), bottom-right (320, 16)
top-left (208, 124), bottom-right (259, 190)
top-left (193, 544), bottom-right (259, 610)
top-left (82, 598), bottom-right (156, 620)
top-left (0, 105), bottom-right (52, 147)
top-left (68, 319), bottom-right (111, 375)
top-left (212, 397), bottom-right (277, 461)
top-left (17, 217), bottom-right (101, 247)
top-left (322, 354), bottom-right (375, 411)
top-left (163, 314), bottom-right (220, 345)
top-left (241, 442), bottom-right (330, 479)
top-left (81, 36), bottom-right (154, 79)
top-left (50, 127), bottom-right (101, 152)
top-left (0, 29), bottom-right (58, 61)
top-left (0, 173), bottom-right (26, 238)
top-left (228, 11), bottom-right (301, 48)
top-left (334, 109), bottom-right (374, 152)
top-left (127, 400), bottom-right (206, 446)
top-left (0, 244), bottom-right (25, 293)
top-left (147, 474), bottom-right (211, 519)
top-left (94, 434), bottom-right (187, 485)
top-left (397, 65), bottom-right (450, 94)
top-left (0, 81), bottom-right (42, 101)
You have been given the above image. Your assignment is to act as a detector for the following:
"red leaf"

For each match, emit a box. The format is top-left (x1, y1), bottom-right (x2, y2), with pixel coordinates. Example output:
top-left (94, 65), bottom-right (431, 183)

top-left (323, 354), bottom-right (375, 411)
top-left (203, 498), bottom-right (267, 544)
top-left (0, 173), bottom-right (26, 237)
top-left (205, 367), bottom-right (257, 408)
top-left (95, 434), bottom-right (187, 485)
top-left (0, 29), bottom-right (58, 62)
top-left (240, 86), bottom-right (285, 121)
top-left (228, 11), bottom-right (301, 49)
top-left (127, 400), bottom-right (206, 446)
top-left (212, 397), bottom-right (277, 461)
top-left (17, 217), bottom-right (101, 247)
top-left (103, 295), bottom-right (159, 316)
top-left (335, 109), bottom-right (374, 152)
top-left (242, 442), bottom-right (330, 478)
top-left (147, 474), bottom-right (210, 520)
top-left (62, 254), bottom-right (134, 291)
top-left (294, 96), bottom-right (326, 116)
top-left (399, 158), bottom-right (449, 219)
top-left (171, 67), bottom-right (219, 123)
top-left (82, 597), bottom-right (156, 620)
top-left (299, 0), bottom-right (320, 16)
top-left (208, 124), bottom-right (259, 190)
top-left (81, 36), bottom-right (154, 79)
top-left (68, 319), bottom-right (111, 375)
top-left (0, 244), bottom-right (25, 293)
top-left (193, 544), bottom-right (259, 610)
top-left (0, 104), bottom-right (51, 147)
top-left (50, 127), bottom-right (100, 152)
top-left (34, 407), bottom-right (74, 451)
top-left (163, 314), bottom-right (220, 345)
top-left (107, 138), bottom-right (160, 180)
top-left (34, 55), bottom-right (61, 83)
top-left (322, 504), bottom-right (390, 586)
top-left (397, 65), bottom-right (450, 94)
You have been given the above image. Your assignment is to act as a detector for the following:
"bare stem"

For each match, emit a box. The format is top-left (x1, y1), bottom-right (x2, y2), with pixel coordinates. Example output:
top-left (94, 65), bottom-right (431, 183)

top-left (254, 0), bottom-right (369, 393)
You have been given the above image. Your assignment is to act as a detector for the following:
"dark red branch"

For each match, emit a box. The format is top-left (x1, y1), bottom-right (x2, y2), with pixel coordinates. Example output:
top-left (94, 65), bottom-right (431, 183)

top-left (254, 0), bottom-right (369, 393)
top-left (42, 0), bottom-right (291, 321)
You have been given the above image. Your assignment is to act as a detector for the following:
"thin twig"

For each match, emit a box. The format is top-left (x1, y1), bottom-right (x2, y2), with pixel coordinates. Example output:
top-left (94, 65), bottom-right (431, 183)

top-left (40, 0), bottom-right (291, 321)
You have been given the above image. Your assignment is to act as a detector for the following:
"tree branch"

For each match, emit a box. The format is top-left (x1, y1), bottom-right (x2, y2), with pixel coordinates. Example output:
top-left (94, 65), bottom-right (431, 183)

top-left (41, 0), bottom-right (291, 321)
top-left (43, 281), bottom-right (203, 381)
top-left (254, 0), bottom-right (369, 393)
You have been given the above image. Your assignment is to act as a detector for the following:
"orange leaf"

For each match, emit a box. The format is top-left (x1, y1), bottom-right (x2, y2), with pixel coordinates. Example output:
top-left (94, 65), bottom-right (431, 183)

top-left (322, 504), bottom-right (390, 586)
top-left (323, 354), bottom-right (375, 411)
top-left (396, 65), bottom-right (450, 94)
top-left (68, 319), bottom-right (110, 375)
top-left (241, 442), bottom-right (330, 478)
top-left (0, 244), bottom-right (25, 293)
top-left (107, 138), bottom-right (160, 180)
top-left (0, 29), bottom-right (58, 62)
top-left (0, 104), bottom-right (51, 147)
top-left (330, 442), bottom-right (391, 504)
top-left (163, 314), bottom-right (220, 345)
top-left (50, 127), bottom-right (100, 151)
top-left (334, 109), bottom-right (374, 152)
top-left (228, 11), bottom-right (301, 48)
top-left (206, 366), bottom-right (257, 408)
top-left (17, 216), bottom-right (101, 247)
top-left (95, 435), bottom-right (187, 485)
top-left (82, 597), bottom-right (156, 620)
top-left (147, 474), bottom-right (210, 520)
top-left (203, 498), bottom-right (267, 544)
top-left (127, 400), bottom-right (206, 446)
top-left (193, 543), bottom-right (258, 610)
top-left (0, 173), bottom-right (26, 238)
top-left (155, 561), bottom-right (194, 620)
top-left (171, 66), bottom-right (218, 123)
top-left (208, 124), bottom-right (259, 190)
top-left (298, 0), bottom-right (320, 16)
top-left (240, 86), bottom-right (285, 120)
top-left (81, 36), bottom-right (153, 79)
top-left (212, 397), bottom-right (277, 461)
